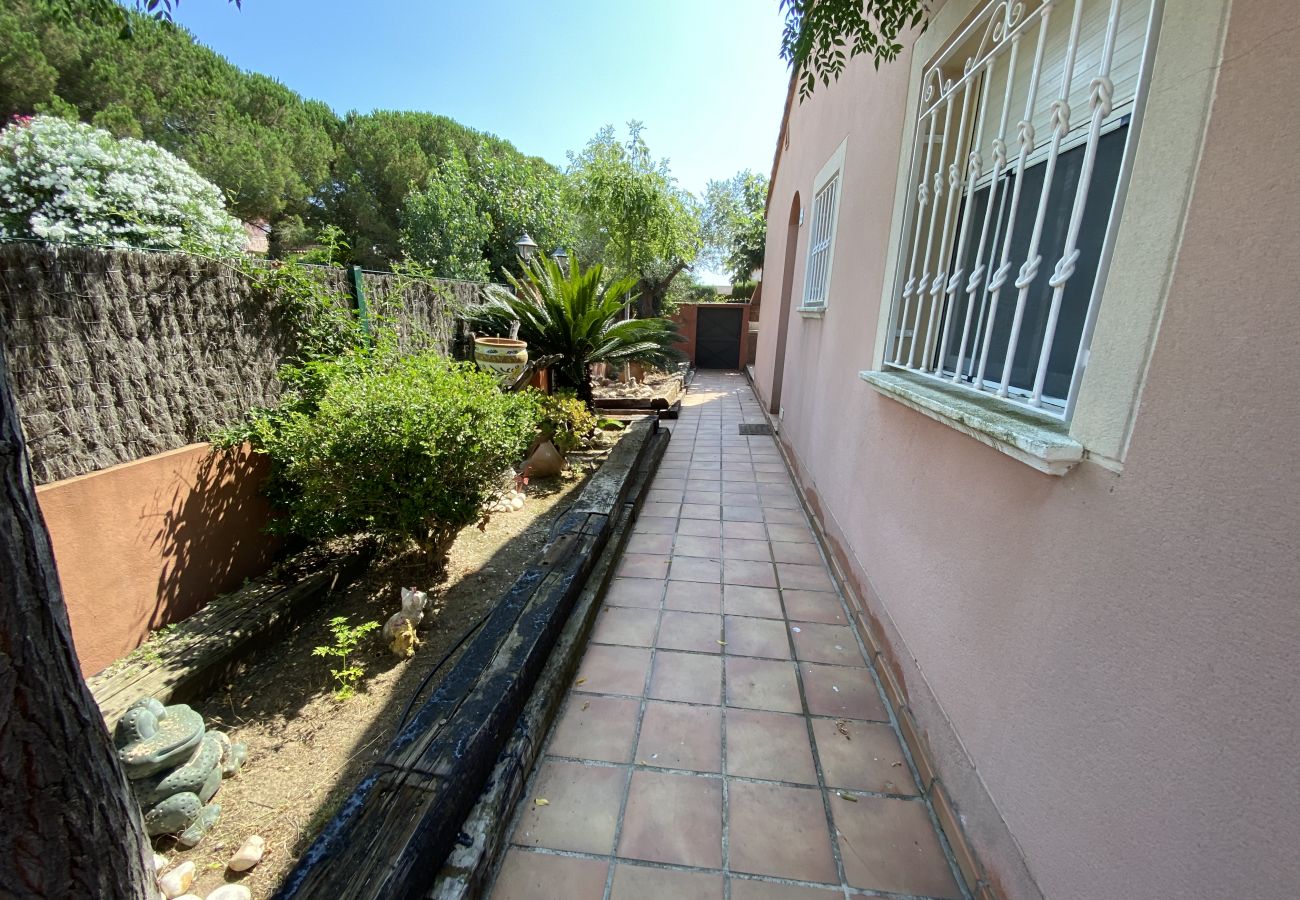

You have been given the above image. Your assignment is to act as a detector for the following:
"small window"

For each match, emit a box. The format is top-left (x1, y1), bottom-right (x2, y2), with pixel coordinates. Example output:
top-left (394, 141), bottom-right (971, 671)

top-left (882, 0), bottom-right (1157, 418)
top-left (802, 170), bottom-right (840, 310)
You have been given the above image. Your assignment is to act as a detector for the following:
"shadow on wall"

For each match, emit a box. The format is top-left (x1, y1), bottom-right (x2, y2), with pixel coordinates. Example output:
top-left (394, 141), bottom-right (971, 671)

top-left (148, 445), bottom-right (280, 636)
top-left (38, 442), bottom-right (279, 675)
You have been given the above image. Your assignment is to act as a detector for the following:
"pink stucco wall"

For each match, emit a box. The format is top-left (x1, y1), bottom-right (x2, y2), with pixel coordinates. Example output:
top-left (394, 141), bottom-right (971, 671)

top-left (752, 2), bottom-right (1300, 899)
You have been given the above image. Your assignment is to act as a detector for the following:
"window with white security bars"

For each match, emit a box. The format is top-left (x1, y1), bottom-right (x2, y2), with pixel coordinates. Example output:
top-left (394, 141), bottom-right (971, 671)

top-left (802, 171), bottom-right (840, 310)
top-left (884, 0), bottom-right (1159, 418)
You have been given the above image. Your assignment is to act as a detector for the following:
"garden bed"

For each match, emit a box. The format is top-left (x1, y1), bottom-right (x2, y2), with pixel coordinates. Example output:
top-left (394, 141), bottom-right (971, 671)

top-left (591, 367), bottom-right (686, 410)
top-left (140, 465), bottom-right (600, 900)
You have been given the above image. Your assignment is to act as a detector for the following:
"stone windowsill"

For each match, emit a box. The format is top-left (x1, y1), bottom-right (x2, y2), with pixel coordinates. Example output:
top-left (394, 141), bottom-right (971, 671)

top-left (859, 370), bottom-right (1084, 475)
top-left (797, 306), bottom-right (826, 319)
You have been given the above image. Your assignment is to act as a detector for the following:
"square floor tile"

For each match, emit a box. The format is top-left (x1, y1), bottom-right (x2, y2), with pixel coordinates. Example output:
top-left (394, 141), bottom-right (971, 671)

top-left (633, 516), bottom-right (676, 535)
top-left (723, 585), bottom-right (784, 619)
top-left (766, 523), bottom-right (814, 543)
top-left (626, 532), bottom-right (674, 555)
top-left (675, 535), bottom-right (722, 558)
top-left (722, 520), bottom-right (768, 540)
top-left (574, 644), bottom-right (652, 696)
top-left (641, 502), bottom-right (681, 519)
top-left (678, 518), bottom-right (722, 538)
top-left (723, 491), bottom-right (762, 507)
top-left (592, 606), bottom-right (660, 647)
top-left (689, 490), bottom-right (722, 505)
top-left (760, 494), bottom-right (801, 510)
top-left (724, 559), bottom-right (779, 588)
top-left (610, 864), bottom-right (722, 900)
top-left (664, 580), bottom-right (721, 613)
top-left (728, 880), bottom-right (839, 900)
top-left (681, 503), bottom-right (721, 520)
top-left (723, 505), bottom-right (765, 523)
top-left (791, 622), bottom-right (865, 666)
top-left (830, 795), bottom-right (961, 898)
top-left (491, 849), bottom-right (608, 900)
top-left (511, 760), bottom-right (626, 853)
top-left (726, 657), bottom-right (803, 714)
top-left (619, 553), bottom-right (671, 580)
top-left (725, 708), bottom-right (817, 784)
top-left (654, 477), bottom-right (687, 490)
top-left (727, 780), bottom-right (838, 883)
top-left (634, 701), bottom-right (722, 772)
top-left (723, 538), bottom-right (771, 561)
top-left (724, 615), bottom-right (791, 660)
top-left (783, 591), bottom-right (848, 625)
top-left (686, 478), bottom-right (722, 492)
top-left (618, 771), bottom-right (722, 868)
top-left (606, 577), bottom-right (665, 609)
top-left (648, 651), bottom-right (722, 705)
top-left (800, 663), bottom-right (887, 720)
top-left (770, 541), bottom-right (823, 565)
top-left (657, 610), bottom-right (723, 654)
top-left (647, 488), bottom-right (684, 504)
top-left (776, 563), bottom-right (835, 592)
top-left (548, 695), bottom-right (641, 763)
top-left (811, 718), bottom-right (916, 795)
top-left (669, 556), bottom-right (722, 584)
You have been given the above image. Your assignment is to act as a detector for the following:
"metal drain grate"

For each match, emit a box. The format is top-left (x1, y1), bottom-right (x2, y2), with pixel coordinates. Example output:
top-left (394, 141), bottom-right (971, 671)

top-left (738, 423), bottom-right (773, 435)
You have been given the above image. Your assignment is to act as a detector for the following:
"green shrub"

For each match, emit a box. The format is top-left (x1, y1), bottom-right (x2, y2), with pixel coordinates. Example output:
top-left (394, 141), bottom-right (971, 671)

top-left (535, 391), bottom-right (598, 454)
top-left (242, 352), bottom-right (539, 550)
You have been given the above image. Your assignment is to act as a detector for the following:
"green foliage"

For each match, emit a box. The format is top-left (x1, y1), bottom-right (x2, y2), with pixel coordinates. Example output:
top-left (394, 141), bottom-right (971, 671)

top-left (238, 352), bottom-right (539, 550)
top-left (702, 170), bottom-right (769, 282)
top-left (781, 0), bottom-right (929, 99)
top-left (313, 616), bottom-right (379, 700)
top-left (0, 2), bottom-right (334, 224)
top-left (401, 150), bottom-right (493, 281)
top-left (730, 279), bottom-right (758, 300)
top-left (324, 110), bottom-right (569, 270)
top-left (565, 123), bottom-right (700, 316)
top-left (534, 391), bottom-right (598, 454)
top-left (469, 255), bottom-right (683, 405)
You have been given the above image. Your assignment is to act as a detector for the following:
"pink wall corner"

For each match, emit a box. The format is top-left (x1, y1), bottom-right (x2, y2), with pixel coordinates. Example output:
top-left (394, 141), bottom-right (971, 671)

top-left (37, 443), bottom-right (278, 675)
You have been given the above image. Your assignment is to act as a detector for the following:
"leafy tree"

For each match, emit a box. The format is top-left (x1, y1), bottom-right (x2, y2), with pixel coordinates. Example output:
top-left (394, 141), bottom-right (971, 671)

top-left (702, 169), bottom-right (769, 282)
top-left (0, 2), bottom-right (335, 224)
top-left (780, 0), bottom-right (929, 99)
top-left (468, 256), bottom-right (683, 406)
top-left (400, 143), bottom-right (574, 281)
top-left (401, 150), bottom-right (493, 280)
top-left (565, 123), bottom-right (700, 317)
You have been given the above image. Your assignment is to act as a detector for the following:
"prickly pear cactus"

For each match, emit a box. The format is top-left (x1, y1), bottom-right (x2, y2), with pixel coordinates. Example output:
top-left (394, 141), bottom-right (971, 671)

top-left (113, 697), bottom-right (248, 847)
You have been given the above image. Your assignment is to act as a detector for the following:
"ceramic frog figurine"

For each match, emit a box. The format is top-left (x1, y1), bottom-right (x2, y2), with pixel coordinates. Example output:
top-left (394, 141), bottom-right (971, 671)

top-left (113, 697), bottom-right (247, 847)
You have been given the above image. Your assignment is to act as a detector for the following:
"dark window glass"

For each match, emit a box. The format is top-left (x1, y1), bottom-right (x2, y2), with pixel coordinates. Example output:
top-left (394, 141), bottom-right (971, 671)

top-left (936, 120), bottom-right (1129, 401)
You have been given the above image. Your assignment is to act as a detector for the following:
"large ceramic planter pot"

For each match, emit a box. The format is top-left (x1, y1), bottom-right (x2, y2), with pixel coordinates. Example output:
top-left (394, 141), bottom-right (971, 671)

top-left (474, 336), bottom-right (529, 384)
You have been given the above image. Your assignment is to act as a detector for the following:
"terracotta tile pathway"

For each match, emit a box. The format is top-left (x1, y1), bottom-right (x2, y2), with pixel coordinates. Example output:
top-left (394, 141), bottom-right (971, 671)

top-left (489, 372), bottom-right (966, 900)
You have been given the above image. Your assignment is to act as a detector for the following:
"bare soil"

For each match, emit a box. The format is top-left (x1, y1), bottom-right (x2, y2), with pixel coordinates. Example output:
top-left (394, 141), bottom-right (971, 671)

top-left (157, 470), bottom-right (591, 899)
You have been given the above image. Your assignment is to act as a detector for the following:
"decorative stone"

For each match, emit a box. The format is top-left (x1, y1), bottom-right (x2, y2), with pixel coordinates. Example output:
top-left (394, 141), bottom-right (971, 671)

top-left (523, 440), bottom-right (563, 478)
top-left (510, 495), bottom-right (525, 510)
top-left (114, 698), bottom-right (246, 847)
top-left (227, 834), bottom-right (265, 872)
top-left (157, 861), bottom-right (195, 898)
top-left (205, 885), bottom-right (252, 900)
top-left (115, 698), bottom-right (205, 779)
top-left (153, 853), bottom-right (169, 872)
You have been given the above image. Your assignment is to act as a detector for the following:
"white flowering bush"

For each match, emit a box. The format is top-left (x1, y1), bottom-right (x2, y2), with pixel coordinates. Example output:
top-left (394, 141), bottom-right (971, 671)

top-left (0, 116), bottom-right (245, 257)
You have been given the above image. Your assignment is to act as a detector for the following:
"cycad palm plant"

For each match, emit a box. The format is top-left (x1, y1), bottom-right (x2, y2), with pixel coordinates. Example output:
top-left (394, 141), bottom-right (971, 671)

top-left (471, 255), bottom-right (683, 405)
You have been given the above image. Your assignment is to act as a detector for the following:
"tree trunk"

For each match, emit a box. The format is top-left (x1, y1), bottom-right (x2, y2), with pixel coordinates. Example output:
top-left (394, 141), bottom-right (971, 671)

top-left (636, 260), bottom-right (689, 318)
top-left (0, 336), bottom-right (153, 898)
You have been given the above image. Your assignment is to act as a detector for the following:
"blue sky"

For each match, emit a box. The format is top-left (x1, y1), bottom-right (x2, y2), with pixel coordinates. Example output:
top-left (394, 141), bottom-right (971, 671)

top-left (171, 0), bottom-right (792, 199)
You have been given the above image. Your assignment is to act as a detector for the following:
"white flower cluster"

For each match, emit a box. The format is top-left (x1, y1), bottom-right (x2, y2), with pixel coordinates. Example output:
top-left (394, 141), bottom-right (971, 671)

top-left (0, 116), bottom-right (245, 257)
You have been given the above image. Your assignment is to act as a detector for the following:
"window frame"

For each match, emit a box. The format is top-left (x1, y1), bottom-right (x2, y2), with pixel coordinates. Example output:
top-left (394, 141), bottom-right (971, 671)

top-left (863, 0), bottom-right (1222, 473)
top-left (799, 140), bottom-right (847, 314)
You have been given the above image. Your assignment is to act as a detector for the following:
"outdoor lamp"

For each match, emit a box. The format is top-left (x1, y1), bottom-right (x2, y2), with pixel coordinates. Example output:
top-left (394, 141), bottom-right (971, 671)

top-left (549, 247), bottom-right (569, 270)
top-left (515, 232), bottom-right (538, 260)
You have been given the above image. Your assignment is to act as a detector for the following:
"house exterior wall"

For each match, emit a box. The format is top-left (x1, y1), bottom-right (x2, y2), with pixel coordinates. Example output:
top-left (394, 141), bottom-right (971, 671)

top-left (752, 2), bottom-right (1300, 899)
top-left (37, 442), bottom-right (277, 675)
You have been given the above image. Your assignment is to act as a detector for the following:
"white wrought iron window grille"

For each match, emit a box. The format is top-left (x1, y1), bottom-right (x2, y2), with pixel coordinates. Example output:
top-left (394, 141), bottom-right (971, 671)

top-left (802, 171), bottom-right (841, 310)
top-left (884, 0), bottom-right (1158, 419)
